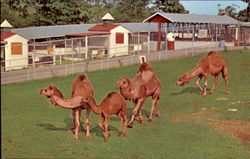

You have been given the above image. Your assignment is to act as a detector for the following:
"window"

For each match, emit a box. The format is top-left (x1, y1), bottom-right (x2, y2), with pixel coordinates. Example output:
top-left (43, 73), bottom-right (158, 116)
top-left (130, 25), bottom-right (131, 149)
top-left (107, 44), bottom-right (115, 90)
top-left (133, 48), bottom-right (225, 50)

top-left (11, 42), bottom-right (22, 55)
top-left (116, 33), bottom-right (124, 44)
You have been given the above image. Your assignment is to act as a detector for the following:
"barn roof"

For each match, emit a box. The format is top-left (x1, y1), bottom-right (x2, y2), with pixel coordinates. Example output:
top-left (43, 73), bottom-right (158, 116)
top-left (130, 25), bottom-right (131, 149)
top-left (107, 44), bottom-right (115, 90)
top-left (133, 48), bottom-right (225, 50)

top-left (1, 31), bottom-right (28, 40)
top-left (11, 24), bottom-right (95, 39)
top-left (1, 32), bottom-right (16, 40)
top-left (11, 23), bottom-right (158, 40)
top-left (143, 12), bottom-right (240, 24)
top-left (88, 24), bottom-right (120, 31)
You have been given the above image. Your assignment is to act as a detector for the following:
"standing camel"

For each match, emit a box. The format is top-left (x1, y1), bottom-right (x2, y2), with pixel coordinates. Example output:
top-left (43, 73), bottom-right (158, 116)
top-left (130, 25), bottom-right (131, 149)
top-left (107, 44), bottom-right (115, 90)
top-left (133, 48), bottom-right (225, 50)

top-left (176, 51), bottom-right (229, 96)
top-left (40, 75), bottom-right (94, 139)
top-left (81, 92), bottom-right (127, 142)
top-left (116, 62), bottom-right (161, 128)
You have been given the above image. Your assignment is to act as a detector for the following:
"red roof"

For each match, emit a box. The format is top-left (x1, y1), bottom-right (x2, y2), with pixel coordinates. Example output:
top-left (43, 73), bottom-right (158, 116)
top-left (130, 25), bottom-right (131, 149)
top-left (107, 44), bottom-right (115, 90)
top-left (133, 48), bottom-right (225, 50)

top-left (66, 32), bottom-right (109, 37)
top-left (88, 24), bottom-right (120, 32)
top-left (1, 32), bottom-right (17, 40)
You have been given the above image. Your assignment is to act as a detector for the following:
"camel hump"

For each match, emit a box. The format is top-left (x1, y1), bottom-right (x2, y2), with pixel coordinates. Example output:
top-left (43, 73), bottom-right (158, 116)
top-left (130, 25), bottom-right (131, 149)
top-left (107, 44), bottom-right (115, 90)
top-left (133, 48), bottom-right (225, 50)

top-left (208, 51), bottom-right (217, 56)
top-left (137, 62), bottom-right (154, 73)
top-left (78, 75), bottom-right (87, 81)
top-left (107, 91), bottom-right (119, 98)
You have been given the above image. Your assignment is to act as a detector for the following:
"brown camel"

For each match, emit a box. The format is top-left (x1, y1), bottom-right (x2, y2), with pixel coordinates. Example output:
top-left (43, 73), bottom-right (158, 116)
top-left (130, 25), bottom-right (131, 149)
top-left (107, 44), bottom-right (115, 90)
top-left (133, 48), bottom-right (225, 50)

top-left (116, 62), bottom-right (161, 128)
top-left (176, 51), bottom-right (229, 96)
top-left (82, 92), bottom-right (127, 142)
top-left (40, 75), bottom-right (94, 139)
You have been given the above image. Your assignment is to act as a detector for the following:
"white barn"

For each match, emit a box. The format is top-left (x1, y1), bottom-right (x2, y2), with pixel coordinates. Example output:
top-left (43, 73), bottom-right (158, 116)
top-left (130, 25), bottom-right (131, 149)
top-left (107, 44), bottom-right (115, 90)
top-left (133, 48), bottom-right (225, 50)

top-left (1, 32), bottom-right (29, 70)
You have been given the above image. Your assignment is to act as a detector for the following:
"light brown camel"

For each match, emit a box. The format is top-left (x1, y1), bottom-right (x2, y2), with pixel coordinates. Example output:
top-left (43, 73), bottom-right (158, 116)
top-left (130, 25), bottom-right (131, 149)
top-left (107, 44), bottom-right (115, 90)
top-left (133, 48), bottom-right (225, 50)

top-left (82, 92), bottom-right (127, 142)
top-left (176, 51), bottom-right (229, 96)
top-left (116, 62), bottom-right (161, 128)
top-left (40, 75), bottom-right (94, 139)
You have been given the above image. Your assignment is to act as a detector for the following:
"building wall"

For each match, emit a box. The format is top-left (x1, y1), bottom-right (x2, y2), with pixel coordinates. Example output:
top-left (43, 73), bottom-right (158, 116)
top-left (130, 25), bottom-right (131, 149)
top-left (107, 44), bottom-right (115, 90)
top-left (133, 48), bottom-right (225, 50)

top-left (4, 34), bottom-right (29, 70)
top-left (109, 26), bottom-right (130, 56)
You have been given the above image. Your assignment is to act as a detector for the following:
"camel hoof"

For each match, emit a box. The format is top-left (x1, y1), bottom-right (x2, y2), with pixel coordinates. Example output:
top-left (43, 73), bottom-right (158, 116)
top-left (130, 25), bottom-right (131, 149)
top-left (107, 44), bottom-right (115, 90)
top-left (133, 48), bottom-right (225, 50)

top-left (208, 91), bottom-right (213, 94)
top-left (118, 132), bottom-right (123, 136)
top-left (148, 118), bottom-right (152, 122)
top-left (99, 125), bottom-right (105, 131)
top-left (224, 90), bottom-right (230, 94)
top-left (85, 134), bottom-right (92, 138)
top-left (104, 137), bottom-right (108, 142)
top-left (73, 135), bottom-right (78, 140)
top-left (127, 122), bottom-right (134, 128)
top-left (202, 93), bottom-right (206, 96)
top-left (138, 119), bottom-right (144, 124)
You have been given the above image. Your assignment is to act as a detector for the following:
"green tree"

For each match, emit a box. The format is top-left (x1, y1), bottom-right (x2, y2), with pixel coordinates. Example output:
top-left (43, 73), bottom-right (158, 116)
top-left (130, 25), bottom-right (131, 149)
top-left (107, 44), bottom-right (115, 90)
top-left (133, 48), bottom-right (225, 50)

top-left (115, 0), bottom-right (152, 22)
top-left (153, 0), bottom-right (189, 13)
top-left (238, 0), bottom-right (250, 22)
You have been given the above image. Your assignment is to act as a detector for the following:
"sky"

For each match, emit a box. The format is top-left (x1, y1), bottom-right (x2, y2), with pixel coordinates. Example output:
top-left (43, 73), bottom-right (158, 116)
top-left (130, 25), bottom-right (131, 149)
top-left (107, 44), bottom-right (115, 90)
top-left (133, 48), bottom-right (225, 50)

top-left (180, 0), bottom-right (248, 15)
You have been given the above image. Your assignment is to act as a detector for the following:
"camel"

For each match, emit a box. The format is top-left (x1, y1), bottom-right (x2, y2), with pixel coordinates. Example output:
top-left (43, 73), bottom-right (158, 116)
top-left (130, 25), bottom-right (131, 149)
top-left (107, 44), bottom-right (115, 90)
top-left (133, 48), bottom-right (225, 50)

top-left (116, 62), bottom-right (161, 128)
top-left (176, 51), bottom-right (229, 96)
top-left (40, 75), bottom-right (94, 139)
top-left (81, 92), bottom-right (127, 142)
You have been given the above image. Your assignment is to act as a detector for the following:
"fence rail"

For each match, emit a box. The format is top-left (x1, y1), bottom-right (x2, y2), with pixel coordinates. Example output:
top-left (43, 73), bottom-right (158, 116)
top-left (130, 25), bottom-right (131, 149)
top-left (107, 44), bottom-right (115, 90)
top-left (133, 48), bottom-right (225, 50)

top-left (1, 45), bottom-right (248, 85)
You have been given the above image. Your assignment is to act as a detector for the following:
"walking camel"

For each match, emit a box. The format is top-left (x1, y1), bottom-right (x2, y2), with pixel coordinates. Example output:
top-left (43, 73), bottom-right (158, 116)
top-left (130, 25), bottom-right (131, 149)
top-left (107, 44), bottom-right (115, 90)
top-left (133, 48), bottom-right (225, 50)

top-left (40, 75), bottom-right (94, 139)
top-left (116, 62), bottom-right (161, 128)
top-left (176, 51), bottom-right (229, 96)
top-left (82, 92), bottom-right (127, 142)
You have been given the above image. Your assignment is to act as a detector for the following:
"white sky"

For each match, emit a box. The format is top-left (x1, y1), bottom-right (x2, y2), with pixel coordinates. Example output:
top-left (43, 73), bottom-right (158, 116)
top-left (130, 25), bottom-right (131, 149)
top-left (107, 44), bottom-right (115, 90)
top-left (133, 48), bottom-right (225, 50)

top-left (180, 0), bottom-right (248, 15)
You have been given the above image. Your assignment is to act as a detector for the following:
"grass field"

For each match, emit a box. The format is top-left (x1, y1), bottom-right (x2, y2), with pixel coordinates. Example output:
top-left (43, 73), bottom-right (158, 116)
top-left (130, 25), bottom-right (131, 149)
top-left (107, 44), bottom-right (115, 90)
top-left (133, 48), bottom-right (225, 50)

top-left (2, 49), bottom-right (250, 159)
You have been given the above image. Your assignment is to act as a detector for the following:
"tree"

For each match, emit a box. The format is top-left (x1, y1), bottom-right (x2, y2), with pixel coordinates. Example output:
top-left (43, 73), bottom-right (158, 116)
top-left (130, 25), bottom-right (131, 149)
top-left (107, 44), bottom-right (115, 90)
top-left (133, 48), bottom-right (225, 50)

top-left (115, 0), bottom-right (152, 22)
top-left (238, 0), bottom-right (250, 22)
top-left (153, 0), bottom-right (189, 13)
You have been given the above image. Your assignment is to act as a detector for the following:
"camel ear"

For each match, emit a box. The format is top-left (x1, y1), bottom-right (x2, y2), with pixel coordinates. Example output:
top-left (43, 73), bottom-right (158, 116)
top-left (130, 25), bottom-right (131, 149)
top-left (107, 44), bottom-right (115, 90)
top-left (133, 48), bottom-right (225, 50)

top-left (49, 85), bottom-right (56, 90)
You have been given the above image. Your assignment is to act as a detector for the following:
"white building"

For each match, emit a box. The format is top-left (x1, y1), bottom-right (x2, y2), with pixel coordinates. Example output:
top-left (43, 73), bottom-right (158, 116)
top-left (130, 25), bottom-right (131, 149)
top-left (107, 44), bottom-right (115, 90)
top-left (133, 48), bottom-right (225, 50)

top-left (1, 32), bottom-right (29, 70)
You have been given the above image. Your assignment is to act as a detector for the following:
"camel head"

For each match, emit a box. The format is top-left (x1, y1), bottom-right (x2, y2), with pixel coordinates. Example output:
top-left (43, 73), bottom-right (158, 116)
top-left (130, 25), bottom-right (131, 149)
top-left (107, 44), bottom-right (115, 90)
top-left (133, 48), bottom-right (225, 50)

top-left (116, 78), bottom-right (131, 89)
top-left (176, 74), bottom-right (190, 86)
top-left (40, 85), bottom-right (63, 105)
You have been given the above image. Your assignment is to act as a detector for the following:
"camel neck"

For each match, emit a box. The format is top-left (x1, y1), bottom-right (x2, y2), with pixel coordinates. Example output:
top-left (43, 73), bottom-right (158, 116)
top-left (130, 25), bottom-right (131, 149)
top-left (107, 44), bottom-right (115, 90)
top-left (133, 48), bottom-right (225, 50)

top-left (88, 98), bottom-right (102, 114)
top-left (120, 87), bottom-right (131, 100)
top-left (189, 66), bottom-right (203, 78)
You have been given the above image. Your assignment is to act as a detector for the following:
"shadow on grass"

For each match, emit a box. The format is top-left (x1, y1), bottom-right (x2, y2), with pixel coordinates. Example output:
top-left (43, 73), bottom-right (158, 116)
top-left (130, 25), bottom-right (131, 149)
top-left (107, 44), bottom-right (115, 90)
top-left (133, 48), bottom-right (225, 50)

top-left (37, 118), bottom-right (73, 131)
top-left (37, 123), bottom-right (68, 131)
top-left (90, 125), bottom-right (118, 137)
top-left (170, 87), bottom-right (201, 96)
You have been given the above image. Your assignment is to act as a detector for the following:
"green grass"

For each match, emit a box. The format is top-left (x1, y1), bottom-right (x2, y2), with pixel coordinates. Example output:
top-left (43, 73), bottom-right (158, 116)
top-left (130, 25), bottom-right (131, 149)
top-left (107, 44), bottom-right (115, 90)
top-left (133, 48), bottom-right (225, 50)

top-left (2, 49), bottom-right (250, 159)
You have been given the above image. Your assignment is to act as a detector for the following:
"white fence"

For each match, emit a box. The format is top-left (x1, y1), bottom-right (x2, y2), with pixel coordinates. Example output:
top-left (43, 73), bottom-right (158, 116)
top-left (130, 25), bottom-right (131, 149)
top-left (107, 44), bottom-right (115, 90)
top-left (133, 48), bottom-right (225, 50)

top-left (1, 45), bottom-right (248, 85)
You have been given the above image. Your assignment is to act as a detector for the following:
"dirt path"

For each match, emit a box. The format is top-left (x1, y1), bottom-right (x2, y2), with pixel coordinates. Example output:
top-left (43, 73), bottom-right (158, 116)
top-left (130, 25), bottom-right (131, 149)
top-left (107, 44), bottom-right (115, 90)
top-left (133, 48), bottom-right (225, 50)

top-left (172, 108), bottom-right (250, 143)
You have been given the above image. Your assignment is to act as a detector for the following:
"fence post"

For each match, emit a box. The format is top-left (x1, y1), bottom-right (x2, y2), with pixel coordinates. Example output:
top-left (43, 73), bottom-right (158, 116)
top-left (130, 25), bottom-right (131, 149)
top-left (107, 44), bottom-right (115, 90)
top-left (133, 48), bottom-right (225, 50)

top-left (33, 39), bottom-right (36, 79)
top-left (85, 36), bottom-right (88, 59)
top-left (71, 39), bottom-right (73, 75)
top-left (147, 32), bottom-right (150, 54)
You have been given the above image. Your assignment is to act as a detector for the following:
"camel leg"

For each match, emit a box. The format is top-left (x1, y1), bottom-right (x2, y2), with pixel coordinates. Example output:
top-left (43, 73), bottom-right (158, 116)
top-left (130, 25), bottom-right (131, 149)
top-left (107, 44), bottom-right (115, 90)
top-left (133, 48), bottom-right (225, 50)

top-left (195, 75), bottom-right (203, 92)
top-left (155, 99), bottom-right (160, 117)
top-left (73, 110), bottom-right (80, 140)
top-left (99, 114), bottom-right (105, 131)
top-left (223, 75), bottom-right (230, 94)
top-left (128, 99), bottom-right (144, 128)
top-left (138, 108), bottom-right (144, 124)
top-left (104, 116), bottom-right (110, 142)
top-left (85, 108), bottom-right (91, 138)
top-left (123, 113), bottom-right (128, 136)
top-left (148, 98), bottom-right (157, 122)
top-left (208, 74), bottom-right (219, 94)
top-left (202, 76), bottom-right (209, 96)
top-left (118, 112), bottom-right (123, 136)
top-left (71, 109), bottom-right (76, 130)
